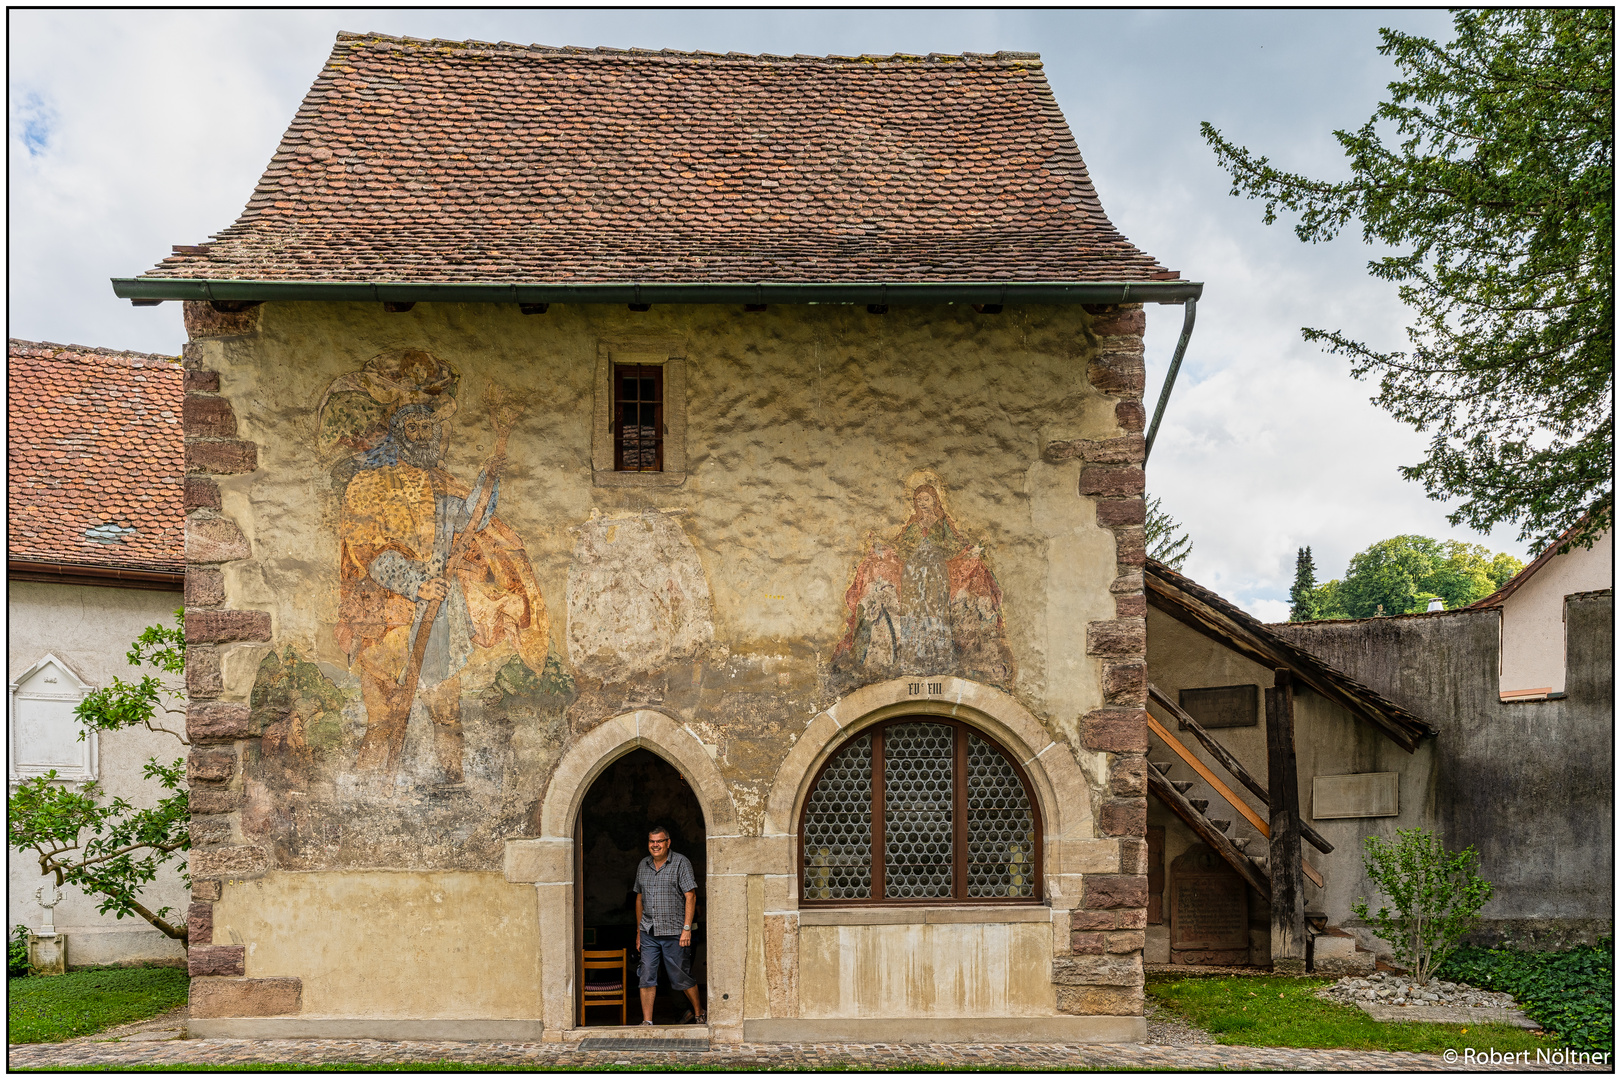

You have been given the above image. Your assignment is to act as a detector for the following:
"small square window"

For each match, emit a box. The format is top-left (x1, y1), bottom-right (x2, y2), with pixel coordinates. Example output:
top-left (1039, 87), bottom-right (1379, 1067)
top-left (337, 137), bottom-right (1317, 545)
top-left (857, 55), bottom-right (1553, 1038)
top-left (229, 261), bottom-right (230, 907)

top-left (613, 364), bottom-right (664, 472)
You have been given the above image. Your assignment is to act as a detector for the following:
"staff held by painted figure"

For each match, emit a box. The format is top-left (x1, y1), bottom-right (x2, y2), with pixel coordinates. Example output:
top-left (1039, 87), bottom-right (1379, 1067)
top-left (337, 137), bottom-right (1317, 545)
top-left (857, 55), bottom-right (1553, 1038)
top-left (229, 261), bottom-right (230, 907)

top-left (323, 351), bottom-right (549, 787)
top-left (634, 825), bottom-right (705, 1025)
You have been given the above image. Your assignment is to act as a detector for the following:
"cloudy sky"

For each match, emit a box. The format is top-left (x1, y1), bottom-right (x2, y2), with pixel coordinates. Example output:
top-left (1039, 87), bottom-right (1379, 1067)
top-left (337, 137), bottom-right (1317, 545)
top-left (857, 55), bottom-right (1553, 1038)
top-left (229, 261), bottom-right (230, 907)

top-left (8, 8), bottom-right (1527, 619)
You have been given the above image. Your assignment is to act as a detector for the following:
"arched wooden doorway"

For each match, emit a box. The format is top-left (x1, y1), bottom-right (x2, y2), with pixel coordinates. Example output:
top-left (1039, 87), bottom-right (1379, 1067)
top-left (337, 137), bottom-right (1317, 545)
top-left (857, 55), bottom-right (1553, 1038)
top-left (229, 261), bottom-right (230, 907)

top-left (575, 748), bottom-right (707, 1026)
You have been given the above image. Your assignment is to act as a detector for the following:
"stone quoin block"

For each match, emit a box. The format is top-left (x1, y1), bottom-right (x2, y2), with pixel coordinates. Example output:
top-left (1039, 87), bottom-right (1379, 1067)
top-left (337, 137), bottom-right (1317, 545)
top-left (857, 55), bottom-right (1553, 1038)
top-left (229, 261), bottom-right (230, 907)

top-left (187, 647), bottom-right (223, 699)
top-left (189, 845), bottom-right (270, 879)
top-left (186, 609), bottom-right (271, 644)
top-left (183, 300), bottom-right (261, 339)
top-left (1078, 466), bottom-right (1145, 499)
top-left (187, 748), bottom-right (237, 785)
top-left (1116, 907), bottom-right (1148, 930)
top-left (189, 816), bottom-right (232, 848)
top-left (1082, 708), bottom-right (1148, 753)
top-left (1057, 985), bottom-right (1145, 1016)
top-left (1119, 837), bottom-right (1149, 876)
top-left (1087, 352), bottom-right (1146, 396)
top-left (184, 395), bottom-right (238, 439)
top-left (1083, 435), bottom-right (1145, 465)
top-left (1102, 662), bottom-right (1146, 706)
top-left (1114, 526), bottom-right (1147, 568)
top-left (1051, 954), bottom-right (1144, 987)
top-left (188, 902), bottom-right (215, 945)
top-left (1099, 797), bottom-right (1147, 837)
top-left (188, 944), bottom-right (246, 977)
top-left (1110, 571), bottom-right (1144, 594)
top-left (192, 879), bottom-right (222, 903)
top-left (1083, 874), bottom-right (1149, 910)
top-left (187, 701), bottom-right (258, 743)
top-left (185, 369), bottom-right (221, 393)
top-left (187, 517), bottom-right (251, 563)
top-left (189, 977), bottom-right (302, 1018)
top-left (1069, 932), bottom-right (1106, 955)
top-left (189, 788), bottom-right (244, 816)
top-left (1109, 753), bottom-right (1146, 797)
top-left (184, 477), bottom-right (222, 512)
top-left (1107, 930), bottom-right (1146, 954)
top-left (1089, 306), bottom-right (1146, 338)
top-left (1115, 401), bottom-right (1146, 433)
top-left (185, 567), bottom-right (225, 606)
top-left (1095, 499), bottom-right (1146, 527)
top-left (1087, 619), bottom-right (1147, 657)
top-left (1114, 594), bottom-right (1147, 619)
top-left (186, 441), bottom-right (258, 475)
top-left (1071, 909), bottom-right (1118, 932)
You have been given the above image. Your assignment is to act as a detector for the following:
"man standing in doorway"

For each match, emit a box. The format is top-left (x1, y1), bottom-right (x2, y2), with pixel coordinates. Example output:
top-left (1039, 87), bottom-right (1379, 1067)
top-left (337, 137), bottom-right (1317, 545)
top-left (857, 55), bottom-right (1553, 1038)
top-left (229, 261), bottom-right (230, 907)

top-left (634, 825), bottom-right (704, 1025)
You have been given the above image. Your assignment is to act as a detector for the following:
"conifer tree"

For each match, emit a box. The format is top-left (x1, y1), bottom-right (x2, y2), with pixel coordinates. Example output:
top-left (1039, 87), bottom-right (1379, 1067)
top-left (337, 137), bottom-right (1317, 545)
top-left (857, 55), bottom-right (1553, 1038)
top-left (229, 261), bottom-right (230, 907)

top-left (1289, 547), bottom-right (1320, 622)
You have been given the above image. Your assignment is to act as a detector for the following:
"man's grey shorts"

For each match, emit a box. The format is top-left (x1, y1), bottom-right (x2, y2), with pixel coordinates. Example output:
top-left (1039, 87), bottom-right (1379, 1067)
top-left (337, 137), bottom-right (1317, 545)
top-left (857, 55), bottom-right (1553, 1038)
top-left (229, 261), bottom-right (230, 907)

top-left (638, 934), bottom-right (696, 991)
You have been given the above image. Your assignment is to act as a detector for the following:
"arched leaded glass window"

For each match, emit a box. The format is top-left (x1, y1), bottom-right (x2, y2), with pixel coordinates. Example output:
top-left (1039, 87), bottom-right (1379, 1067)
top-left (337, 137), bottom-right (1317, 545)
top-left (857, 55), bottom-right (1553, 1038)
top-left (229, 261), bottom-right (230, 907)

top-left (799, 718), bottom-right (1042, 904)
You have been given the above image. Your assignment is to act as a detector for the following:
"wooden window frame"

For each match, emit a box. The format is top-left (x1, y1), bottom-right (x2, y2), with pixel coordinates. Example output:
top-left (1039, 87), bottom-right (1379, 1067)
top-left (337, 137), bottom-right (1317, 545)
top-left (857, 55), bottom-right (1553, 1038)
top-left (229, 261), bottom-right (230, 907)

top-left (611, 363), bottom-right (664, 473)
top-left (592, 343), bottom-right (686, 488)
top-left (798, 717), bottom-right (1044, 907)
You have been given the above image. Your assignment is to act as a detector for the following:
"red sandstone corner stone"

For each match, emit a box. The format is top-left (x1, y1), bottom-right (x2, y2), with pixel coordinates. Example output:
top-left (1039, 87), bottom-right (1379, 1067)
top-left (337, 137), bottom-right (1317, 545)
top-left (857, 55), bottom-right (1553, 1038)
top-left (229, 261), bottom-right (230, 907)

top-left (186, 441), bottom-right (257, 475)
top-left (1116, 907), bottom-right (1148, 930)
top-left (1071, 909), bottom-right (1117, 931)
top-left (1115, 527), bottom-right (1147, 568)
top-left (186, 748), bottom-right (236, 785)
top-left (185, 370), bottom-right (221, 393)
top-left (1087, 354), bottom-right (1145, 396)
top-left (1087, 619), bottom-right (1146, 657)
top-left (1078, 466), bottom-right (1144, 499)
top-left (1099, 797), bottom-right (1147, 837)
top-left (1082, 708), bottom-right (1147, 753)
top-left (183, 301), bottom-right (261, 339)
top-left (189, 788), bottom-right (243, 815)
top-left (1056, 984), bottom-right (1145, 1016)
top-left (1115, 594), bottom-right (1147, 619)
top-left (1082, 435), bottom-right (1145, 465)
top-left (187, 647), bottom-right (223, 699)
top-left (1116, 401), bottom-right (1146, 433)
top-left (185, 568), bottom-right (225, 607)
top-left (1069, 932), bottom-right (1106, 955)
top-left (1084, 873), bottom-right (1148, 910)
top-left (183, 395), bottom-right (238, 438)
top-left (187, 517), bottom-right (251, 563)
top-left (1089, 307), bottom-right (1146, 337)
top-left (1095, 499), bottom-right (1145, 527)
top-left (188, 944), bottom-right (245, 977)
top-left (1051, 954), bottom-right (1143, 987)
top-left (192, 879), bottom-right (222, 902)
top-left (1107, 930), bottom-right (1146, 953)
top-left (188, 701), bottom-right (257, 743)
top-left (190, 816), bottom-right (232, 847)
top-left (184, 477), bottom-right (221, 512)
top-left (187, 903), bottom-right (214, 945)
top-left (1119, 837), bottom-right (1149, 875)
top-left (1110, 754), bottom-right (1146, 797)
top-left (186, 609), bottom-right (271, 644)
top-left (1102, 661), bottom-right (1145, 705)
top-left (189, 977), bottom-right (301, 1018)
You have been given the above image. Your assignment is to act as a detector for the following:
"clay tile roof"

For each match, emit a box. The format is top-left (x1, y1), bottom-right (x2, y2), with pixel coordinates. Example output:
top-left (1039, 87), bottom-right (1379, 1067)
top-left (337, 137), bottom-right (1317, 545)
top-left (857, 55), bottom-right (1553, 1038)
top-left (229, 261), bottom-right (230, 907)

top-left (132, 33), bottom-right (1174, 286)
top-left (7, 339), bottom-right (184, 574)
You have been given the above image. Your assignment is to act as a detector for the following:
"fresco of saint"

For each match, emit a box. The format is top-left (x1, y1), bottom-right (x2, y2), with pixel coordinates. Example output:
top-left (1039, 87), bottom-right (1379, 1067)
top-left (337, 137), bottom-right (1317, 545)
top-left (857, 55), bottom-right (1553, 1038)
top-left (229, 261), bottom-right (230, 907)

top-left (833, 482), bottom-right (1014, 686)
top-left (321, 352), bottom-right (550, 785)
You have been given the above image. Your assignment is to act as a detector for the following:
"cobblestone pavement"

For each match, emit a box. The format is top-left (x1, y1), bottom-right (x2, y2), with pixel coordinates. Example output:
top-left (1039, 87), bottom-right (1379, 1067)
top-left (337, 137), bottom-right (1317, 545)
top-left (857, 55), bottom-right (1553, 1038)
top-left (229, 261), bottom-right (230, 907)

top-left (8, 1037), bottom-right (1610, 1072)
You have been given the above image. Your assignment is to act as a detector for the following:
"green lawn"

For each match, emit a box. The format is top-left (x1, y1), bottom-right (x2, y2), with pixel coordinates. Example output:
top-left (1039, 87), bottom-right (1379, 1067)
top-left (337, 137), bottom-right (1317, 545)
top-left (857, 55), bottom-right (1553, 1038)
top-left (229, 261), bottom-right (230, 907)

top-left (1147, 973), bottom-right (1551, 1055)
top-left (8, 965), bottom-right (190, 1044)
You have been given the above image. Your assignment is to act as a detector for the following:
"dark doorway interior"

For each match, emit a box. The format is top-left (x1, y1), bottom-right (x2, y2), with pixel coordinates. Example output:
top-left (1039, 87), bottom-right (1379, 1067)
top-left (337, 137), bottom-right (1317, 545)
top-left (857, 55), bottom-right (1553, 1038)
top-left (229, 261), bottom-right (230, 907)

top-left (577, 748), bottom-right (707, 1025)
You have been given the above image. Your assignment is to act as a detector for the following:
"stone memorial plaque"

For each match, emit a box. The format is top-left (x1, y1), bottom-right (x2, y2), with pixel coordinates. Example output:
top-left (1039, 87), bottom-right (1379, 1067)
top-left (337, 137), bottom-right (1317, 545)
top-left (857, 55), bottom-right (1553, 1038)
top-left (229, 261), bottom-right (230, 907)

top-left (1312, 772), bottom-right (1399, 819)
top-left (1178, 684), bottom-right (1258, 729)
top-left (1169, 845), bottom-right (1249, 962)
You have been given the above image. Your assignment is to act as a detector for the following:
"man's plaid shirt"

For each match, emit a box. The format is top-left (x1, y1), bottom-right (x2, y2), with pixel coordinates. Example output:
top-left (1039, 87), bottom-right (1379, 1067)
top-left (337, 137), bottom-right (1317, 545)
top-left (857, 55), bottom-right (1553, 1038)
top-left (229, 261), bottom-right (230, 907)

top-left (635, 851), bottom-right (698, 936)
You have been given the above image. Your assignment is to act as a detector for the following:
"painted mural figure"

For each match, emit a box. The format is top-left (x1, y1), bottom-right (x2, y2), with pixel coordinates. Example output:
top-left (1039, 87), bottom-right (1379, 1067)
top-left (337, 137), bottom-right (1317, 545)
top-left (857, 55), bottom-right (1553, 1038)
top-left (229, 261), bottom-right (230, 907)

top-left (323, 352), bottom-right (550, 785)
top-left (834, 483), bottom-right (1014, 686)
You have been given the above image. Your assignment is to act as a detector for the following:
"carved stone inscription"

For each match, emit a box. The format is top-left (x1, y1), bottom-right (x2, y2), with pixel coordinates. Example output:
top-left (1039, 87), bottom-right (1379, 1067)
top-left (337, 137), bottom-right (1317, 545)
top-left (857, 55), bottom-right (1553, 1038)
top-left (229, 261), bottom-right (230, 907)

top-left (1169, 845), bottom-right (1248, 961)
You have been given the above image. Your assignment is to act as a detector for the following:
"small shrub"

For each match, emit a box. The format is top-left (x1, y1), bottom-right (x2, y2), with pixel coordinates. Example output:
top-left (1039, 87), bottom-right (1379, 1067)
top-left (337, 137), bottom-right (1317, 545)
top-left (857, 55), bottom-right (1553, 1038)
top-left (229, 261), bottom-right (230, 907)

top-left (1438, 939), bottom-right (1613, 1054)
top-left (9, 924), bottom-right (32, 977)
top-left (1353, 828), bottom-right (1492, 983)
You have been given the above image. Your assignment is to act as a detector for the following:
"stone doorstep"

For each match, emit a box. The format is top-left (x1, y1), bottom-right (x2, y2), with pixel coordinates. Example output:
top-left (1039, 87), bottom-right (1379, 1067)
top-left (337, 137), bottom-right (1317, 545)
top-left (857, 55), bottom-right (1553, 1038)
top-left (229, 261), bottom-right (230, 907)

top-left (565, 1024), bottom-right (708, 1043)
top-left (1354, 1001), bottom-right (1541, 1030)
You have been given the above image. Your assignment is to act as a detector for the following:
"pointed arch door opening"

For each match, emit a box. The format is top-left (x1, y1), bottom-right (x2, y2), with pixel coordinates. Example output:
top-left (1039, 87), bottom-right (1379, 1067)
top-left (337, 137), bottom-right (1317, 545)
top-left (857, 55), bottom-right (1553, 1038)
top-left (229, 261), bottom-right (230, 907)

top-left (575, 748), bottom-right (708, 1026)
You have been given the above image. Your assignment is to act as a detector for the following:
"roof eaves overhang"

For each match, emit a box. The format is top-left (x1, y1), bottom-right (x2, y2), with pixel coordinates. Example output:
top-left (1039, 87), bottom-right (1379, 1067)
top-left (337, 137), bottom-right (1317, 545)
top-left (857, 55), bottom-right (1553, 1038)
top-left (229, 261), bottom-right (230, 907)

top-left (110, 278), bottom-right (1204, 307)
top-left (1144, 561), bottom-right (1438, 752)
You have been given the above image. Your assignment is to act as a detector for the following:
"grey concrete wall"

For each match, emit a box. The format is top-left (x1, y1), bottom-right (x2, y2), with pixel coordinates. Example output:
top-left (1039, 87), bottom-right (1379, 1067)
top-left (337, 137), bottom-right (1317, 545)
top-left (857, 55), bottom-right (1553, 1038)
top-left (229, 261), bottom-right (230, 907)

top-left (8, 581), bottom-right (189, 966)
top-left (1275, 594), bottom-right (1613, 948)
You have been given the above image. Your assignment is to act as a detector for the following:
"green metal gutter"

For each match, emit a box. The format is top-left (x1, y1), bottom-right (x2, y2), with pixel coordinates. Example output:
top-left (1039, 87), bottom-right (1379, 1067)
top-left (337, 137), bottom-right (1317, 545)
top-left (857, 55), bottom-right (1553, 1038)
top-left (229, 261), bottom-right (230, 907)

top-left (110, 277), bottom-right (1203, 307)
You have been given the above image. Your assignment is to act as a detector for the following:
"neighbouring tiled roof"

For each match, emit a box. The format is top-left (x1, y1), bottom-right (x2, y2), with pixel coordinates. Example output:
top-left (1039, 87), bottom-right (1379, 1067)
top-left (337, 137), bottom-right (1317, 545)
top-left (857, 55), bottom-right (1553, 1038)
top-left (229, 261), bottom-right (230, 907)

top-left (8, 339), bottom-right (184, 573)
top-left (134, 34), bottom-right (1176, 286)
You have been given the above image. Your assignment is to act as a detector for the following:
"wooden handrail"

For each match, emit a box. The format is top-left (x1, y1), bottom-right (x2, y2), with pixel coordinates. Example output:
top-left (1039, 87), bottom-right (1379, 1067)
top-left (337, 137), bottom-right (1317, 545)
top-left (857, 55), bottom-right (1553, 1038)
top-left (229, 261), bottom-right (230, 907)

top-left (1147, 766), bottom-right (1269, 896)
top-left (1148, 684), bottom-right (1334, 856)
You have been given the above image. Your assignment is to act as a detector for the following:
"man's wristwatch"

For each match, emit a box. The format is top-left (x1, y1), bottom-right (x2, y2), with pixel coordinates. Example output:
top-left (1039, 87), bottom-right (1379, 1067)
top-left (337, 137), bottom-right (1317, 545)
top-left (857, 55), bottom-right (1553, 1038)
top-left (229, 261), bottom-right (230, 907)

top-left (683, 924), bottom-right (692, 931)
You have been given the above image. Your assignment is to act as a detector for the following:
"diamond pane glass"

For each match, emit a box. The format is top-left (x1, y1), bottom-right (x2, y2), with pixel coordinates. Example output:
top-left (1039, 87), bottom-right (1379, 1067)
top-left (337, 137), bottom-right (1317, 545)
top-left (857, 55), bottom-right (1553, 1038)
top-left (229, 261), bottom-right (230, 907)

top-left (966, 733), bottom-right (1037, 897)
top-left (801, 734), bottom-right (873, 900)
top-left (883, 722), bottom-right (954, 898)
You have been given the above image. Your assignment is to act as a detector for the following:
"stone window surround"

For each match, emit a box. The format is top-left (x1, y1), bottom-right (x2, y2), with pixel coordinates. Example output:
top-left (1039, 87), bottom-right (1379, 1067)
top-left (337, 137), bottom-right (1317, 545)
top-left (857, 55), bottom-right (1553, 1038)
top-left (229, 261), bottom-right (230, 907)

top-left (9, 653), bottom-right (98, 785)
top-left (591, 340), bottom-right (686, 487)
top-left (797, 906), bottom-right (1052, 925)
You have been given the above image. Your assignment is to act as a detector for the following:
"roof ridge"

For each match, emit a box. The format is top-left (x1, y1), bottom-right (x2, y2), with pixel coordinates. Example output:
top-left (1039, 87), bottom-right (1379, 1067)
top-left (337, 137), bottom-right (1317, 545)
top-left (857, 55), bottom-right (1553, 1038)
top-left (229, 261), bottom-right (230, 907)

top-left (334, 30), bottom-right (1042, 64)
top-left (8, 338), bottom-right (182, 364)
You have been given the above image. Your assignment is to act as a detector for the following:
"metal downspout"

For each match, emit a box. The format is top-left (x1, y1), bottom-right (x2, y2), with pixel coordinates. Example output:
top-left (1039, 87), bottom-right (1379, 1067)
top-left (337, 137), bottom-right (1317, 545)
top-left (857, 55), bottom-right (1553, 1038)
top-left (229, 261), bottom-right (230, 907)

top-left (1144, 296), bottom-right (1197, 464)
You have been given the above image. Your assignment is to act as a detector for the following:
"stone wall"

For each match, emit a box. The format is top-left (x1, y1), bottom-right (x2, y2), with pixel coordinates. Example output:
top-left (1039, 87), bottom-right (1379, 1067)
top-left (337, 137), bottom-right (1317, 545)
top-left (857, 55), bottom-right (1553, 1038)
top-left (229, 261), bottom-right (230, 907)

top-left (180, 297), bottom-right (1152, 1037)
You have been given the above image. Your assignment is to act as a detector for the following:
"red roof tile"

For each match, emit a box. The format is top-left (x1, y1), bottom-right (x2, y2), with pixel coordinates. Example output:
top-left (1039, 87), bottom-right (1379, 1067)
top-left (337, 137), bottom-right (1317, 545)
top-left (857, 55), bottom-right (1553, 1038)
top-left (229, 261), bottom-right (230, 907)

top-left (8, 339), bottom-right (184, 574)
top-left (134, 34), bottom-right (1174, 286)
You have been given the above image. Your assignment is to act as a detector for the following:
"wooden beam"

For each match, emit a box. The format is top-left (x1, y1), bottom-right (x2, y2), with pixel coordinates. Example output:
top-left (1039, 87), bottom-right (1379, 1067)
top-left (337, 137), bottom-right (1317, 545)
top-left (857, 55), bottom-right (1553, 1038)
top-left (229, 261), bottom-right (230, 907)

top-left (1148, 684), bottom-right (1334, 856)
top-left (1147, 766), bottom-right (1270, 897)
top-left (1147, 705), bottom-right (1323, 889)
top-left (1266, 669), bottom-right (1307, 972)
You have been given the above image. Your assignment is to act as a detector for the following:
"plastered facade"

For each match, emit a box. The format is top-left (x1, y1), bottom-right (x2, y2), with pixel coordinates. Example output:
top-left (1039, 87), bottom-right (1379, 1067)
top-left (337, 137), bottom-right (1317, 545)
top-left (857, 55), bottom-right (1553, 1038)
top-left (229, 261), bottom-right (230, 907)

top-left (1497, 528), bottom-right (1612, 697)
top-left (179, 298), bottom-right (1153, 1041)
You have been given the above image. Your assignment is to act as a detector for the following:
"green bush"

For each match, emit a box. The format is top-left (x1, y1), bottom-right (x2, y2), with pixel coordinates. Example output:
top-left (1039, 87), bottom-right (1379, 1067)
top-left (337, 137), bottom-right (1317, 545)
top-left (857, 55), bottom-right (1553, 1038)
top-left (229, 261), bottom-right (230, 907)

top-left (9, 924), bottom-right (32, 977)
top-left (1438, 940), bottom-right (1613, 1054)
top-left (1353, 828), bottom-right (1493, 983)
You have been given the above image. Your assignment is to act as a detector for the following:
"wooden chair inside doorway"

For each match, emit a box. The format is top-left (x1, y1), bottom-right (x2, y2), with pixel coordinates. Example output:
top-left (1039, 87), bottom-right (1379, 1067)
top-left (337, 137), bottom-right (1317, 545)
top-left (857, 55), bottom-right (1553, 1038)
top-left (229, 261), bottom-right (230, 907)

top-left (580, 948), bottom-right (628, 1025)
